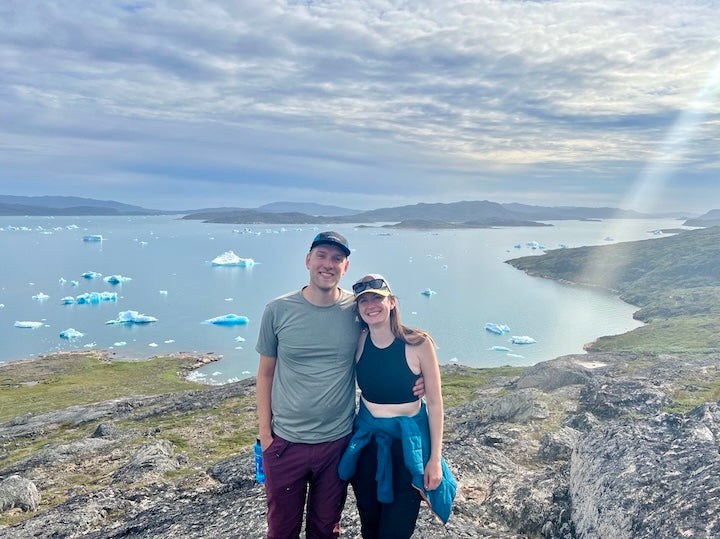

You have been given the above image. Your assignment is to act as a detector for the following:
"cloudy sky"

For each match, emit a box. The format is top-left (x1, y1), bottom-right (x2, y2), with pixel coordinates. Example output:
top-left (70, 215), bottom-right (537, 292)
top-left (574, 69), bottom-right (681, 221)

top-left (2, 1), bottom-right (720, 214)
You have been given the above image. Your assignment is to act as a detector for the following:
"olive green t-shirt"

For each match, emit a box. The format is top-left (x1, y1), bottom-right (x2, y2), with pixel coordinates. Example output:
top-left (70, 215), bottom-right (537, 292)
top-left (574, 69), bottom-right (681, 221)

top-left (256, 288), bottom-right (360, 443)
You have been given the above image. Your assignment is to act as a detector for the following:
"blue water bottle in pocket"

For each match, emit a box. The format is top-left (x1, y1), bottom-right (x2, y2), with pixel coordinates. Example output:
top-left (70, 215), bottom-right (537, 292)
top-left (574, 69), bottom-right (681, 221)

top-left (254, 437), bottom-right (265, 483)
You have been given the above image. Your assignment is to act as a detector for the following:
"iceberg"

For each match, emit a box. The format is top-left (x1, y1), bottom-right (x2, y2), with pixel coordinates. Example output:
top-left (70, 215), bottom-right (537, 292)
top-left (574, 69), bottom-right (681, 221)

top-left (32, 292), bottom-right (50, 301)
top-left (82, 235), bottom-right (104, 242)
top-left (211, 250), bottom-right (255, 267)
top-left (75, 291), bottom-right (118, 304)
top-left (420, 288), bottom-right (437, 296)
top-left (15, 321), bottom-right (44, 329)
top-left (59, 328), bottom-right (84, 340)
top-left (203, 313), bottom-right (250, 325)
top-left (104, 275), bottom-right (132, 284)
top-left (510, 335), bottom-right (537, 345)
top-left (106, 310), bottom-right (158, 324)
top-left (490, 345), bottom-right (511, 352)
top-left (61, 296), bottom-right (75, 304)
top-left (82, 271), bottom-right (103, 279)
top-left (485, 322), bottom-right (510, 335)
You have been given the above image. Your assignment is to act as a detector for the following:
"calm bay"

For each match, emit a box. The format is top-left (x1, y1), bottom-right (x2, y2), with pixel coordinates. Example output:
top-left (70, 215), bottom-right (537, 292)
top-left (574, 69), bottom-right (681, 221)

top-left (0, 215), bottom-right (686, 383)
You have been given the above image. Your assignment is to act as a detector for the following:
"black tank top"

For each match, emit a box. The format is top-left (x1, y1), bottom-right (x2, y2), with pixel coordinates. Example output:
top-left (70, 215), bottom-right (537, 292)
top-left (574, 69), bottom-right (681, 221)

top-left (356, 335), bottom-right (421, 405)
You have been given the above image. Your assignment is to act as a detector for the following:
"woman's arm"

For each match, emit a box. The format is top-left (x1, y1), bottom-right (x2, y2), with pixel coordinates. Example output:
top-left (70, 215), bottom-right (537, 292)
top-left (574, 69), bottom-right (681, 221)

top-left (416, 337), bottom-right (443, 491)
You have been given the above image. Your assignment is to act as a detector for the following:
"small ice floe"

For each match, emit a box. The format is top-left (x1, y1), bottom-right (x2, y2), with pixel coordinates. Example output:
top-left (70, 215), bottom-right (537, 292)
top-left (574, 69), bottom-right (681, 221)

top-left (148, 342), bottom-right (158, 347)
top-left (203, 314), bottom-right (250, 325)
top-left (70, 280), bottom-right (79, 287)
top-left (59, 328), bottom-right (84, 340)
top-left (235, 346), bottom-right (244, 350)
top-left (510, 335), bottom-right (536, 345)
top-left (75, 292), bottom-right (117, 304)
top-left (59, 277), bottom-right (67, 285)
top-left (234, 336), bottom-right (246, 342)
top-left (604, 236), bottom-right (614, 242)
top-left (225, 298), bottom-right (234, 302)
top-left (526, 241), bottom-right (540, 249)
top-left (82, 271), bottom-right (102, 279)
top-left (113, 341), bottom-right (127, 347)
top-left (185, 371), bottom-right (207, 382)
top-left (32, 292), bottom-right (49, 301)
top-left (0, 304), bottom-right (5, 309)
top-left (159, 290), bottom-right (168, 295)
top-left (507, 353), bottom-right (525, 358)
top-left (82, 235), bottom-right (104, 242)
top-left (490, 346), bottom-right (511, 352)
top-left (106, 310), bottom-right (158, 324)
top-left (15, 321), bottom-right (44, 329)
top-left (84, 342), bottom-right (97, 348)
top-left (164, 339), bottom-right (175, 344)
top-left (420, 288), bottom-right (437, 296)
top-left (61, 296), bottom-right (75, 304)
top-left (449, 357), bottom-right (459, 363)
top-left (514, 244), bottom-right (522, 249)
top-left (212, 371), bottom-right (222, 376)
top-left (211, 251), bottom-right (256, 267)
top-left (104, 275), bottom-right (132, 284)
top-left (241, 371), bottom-right (252, 376)
top-left (485, 322), bottom-right (510, 335)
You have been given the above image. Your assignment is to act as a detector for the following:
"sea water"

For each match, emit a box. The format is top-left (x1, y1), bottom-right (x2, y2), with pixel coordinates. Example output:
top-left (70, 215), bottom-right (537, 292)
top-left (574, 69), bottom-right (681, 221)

top-left (0, 215), bottom-right (687, 384)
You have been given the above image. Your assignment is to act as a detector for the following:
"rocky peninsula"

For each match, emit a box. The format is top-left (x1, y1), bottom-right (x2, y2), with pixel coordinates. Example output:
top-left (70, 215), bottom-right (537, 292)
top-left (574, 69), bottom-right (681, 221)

top-left (2, 225), bottom-right (719, 538)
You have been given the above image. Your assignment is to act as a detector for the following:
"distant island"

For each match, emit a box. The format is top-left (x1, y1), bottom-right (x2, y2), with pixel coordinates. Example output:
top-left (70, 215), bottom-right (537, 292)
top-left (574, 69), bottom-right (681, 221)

top-left (1, 194), bottom-right (715, 229)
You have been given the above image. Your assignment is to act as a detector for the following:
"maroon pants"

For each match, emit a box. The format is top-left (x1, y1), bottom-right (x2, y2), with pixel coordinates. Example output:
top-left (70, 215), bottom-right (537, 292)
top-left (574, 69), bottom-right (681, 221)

top-left (263, 433), bottom-right (351, 539)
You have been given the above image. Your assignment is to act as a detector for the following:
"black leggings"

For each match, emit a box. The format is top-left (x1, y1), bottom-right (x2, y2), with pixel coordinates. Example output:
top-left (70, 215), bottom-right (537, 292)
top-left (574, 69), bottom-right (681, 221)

top-left (350, 436), bottom-right (422, 539)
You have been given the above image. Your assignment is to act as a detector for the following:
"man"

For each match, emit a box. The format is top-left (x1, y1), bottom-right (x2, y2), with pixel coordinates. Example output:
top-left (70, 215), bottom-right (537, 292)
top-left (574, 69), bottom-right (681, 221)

top-left (255, 231), bottom-right (360, 538)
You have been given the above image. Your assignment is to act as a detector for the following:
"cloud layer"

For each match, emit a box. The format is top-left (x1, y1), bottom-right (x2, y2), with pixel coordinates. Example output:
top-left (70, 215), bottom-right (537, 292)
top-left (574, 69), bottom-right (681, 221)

top-left (2, 0), bottom-right (719, 212)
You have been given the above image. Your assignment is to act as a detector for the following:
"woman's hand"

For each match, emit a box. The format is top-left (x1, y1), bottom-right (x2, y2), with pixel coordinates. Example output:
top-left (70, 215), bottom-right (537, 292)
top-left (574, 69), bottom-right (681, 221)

top-left (424, 458), bottom-right (442, 491)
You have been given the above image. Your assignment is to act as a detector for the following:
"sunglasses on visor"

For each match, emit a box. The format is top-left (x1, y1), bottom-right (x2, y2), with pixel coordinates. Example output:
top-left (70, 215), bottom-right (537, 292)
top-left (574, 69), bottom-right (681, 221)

top-left (352, 278), bottom-right (390, 295)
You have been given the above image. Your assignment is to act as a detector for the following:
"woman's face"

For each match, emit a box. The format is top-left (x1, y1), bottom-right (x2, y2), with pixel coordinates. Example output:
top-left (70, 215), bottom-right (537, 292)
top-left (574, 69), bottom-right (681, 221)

top-left (357, 293), bottom-right (395, 326)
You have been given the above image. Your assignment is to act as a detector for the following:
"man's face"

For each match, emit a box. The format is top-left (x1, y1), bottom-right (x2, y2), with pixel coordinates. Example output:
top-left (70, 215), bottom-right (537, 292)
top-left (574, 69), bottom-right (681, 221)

top-left (305, 244), bottom-right (349, 292)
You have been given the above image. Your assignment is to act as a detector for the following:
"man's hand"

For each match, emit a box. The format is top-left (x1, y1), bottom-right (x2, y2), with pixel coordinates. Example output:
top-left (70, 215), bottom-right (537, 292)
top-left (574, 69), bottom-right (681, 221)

top-left (412, 375), bottom-right (425, 398)
top-left (259, 432), bottom-right (274, 452)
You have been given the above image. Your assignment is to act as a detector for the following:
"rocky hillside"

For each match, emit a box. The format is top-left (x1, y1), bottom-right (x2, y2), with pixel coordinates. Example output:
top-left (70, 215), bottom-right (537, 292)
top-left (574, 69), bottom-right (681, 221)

top-left (1, 349), bottom-right (720, 538)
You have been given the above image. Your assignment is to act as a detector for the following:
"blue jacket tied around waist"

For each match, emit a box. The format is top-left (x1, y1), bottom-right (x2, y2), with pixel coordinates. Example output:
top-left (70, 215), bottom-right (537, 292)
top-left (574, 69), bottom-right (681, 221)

top-left (338, 401), bottom-right (457, 523)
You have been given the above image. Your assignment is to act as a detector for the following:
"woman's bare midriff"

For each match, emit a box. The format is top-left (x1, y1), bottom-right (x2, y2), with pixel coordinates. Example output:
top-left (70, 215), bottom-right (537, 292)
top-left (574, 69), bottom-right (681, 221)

top-left (362, 395), bottom-right (421, 418)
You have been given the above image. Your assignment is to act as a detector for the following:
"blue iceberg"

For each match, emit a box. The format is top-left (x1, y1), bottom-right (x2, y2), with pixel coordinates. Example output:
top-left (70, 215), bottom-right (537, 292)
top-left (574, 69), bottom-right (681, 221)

top-left (75, 292), bottom-right (118, 304)
top-left (106, 310), bottom-right (158, 324)
top-left (211, 251), bottom-right (255, 267)
top-left (82, 271), bottom-right (103, 279)
top-left (104, 275), bottom-right (132, 284)
top-left (420, 288), bottom-right (437, 296)
top-left (83, 235), bottom-right (104, 242)
top-left (203, 314), bottom-right (250, 325)
top-left (510, 335), bottom-right (536, 345)
top-left (60, 328), bottom-right (84, 340)
top-left (485, 322), bottom-right (510, 335)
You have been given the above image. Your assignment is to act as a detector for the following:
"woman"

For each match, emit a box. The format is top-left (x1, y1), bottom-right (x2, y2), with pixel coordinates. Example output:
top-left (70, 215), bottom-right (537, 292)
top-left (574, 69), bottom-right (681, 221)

top-left (338, 274), bottom-right (456, 538)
